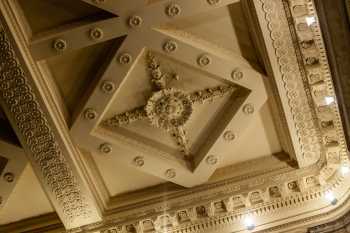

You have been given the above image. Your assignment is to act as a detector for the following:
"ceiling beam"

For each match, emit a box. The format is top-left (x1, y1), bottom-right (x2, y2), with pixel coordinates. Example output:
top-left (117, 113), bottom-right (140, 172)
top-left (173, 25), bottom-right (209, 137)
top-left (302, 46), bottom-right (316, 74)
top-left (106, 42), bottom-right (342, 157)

top-left (0, 1), bottom-right (102, 230)
top-left (30, 0), bottom-right (240, 61)
top-left (30, 17), bottom-right (127, 60)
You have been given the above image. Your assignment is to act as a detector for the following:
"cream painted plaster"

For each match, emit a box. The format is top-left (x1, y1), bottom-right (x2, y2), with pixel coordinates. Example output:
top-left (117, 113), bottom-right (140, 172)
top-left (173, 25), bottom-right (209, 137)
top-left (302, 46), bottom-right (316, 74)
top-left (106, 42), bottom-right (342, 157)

top-left (0, 165), bottom-right (54, 225)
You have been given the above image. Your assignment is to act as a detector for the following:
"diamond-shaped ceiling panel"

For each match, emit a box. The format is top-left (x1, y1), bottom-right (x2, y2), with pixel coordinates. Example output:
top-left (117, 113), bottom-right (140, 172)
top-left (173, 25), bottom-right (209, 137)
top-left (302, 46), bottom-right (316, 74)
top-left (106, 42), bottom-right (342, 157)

top-left (70, 0), bottom-right (267, 187)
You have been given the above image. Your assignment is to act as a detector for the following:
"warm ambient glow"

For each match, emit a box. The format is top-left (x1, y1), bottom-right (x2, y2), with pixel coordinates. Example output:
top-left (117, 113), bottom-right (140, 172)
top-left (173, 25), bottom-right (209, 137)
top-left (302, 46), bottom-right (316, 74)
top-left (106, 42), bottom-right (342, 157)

top-left (244, 216), bottom-right (256, 231)
top-left (306, 16), bottom-right (316, 26)
top-left (325, 191), bottom-right (338, 205)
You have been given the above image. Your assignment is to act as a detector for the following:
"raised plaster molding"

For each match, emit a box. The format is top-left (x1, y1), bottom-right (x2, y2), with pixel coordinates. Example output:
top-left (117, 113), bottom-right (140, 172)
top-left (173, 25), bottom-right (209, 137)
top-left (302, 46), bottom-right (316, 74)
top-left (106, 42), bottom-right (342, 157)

top-left (0, 1), bottom-right (102, 229)
top-left (67, 0), bottom-right (350, 232)
top-left (0, 0), bottom-right (350, 232)
top-left (104, 52), bottom-right (236, 157)
top-left (70, 0), bottom-right (268, 187)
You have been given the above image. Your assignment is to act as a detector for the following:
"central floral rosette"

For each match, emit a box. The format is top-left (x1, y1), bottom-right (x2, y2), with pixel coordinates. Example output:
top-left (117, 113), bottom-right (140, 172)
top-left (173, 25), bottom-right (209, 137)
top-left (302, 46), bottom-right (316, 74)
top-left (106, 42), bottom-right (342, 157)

top-left (145, 88), bottom-right (193, 131)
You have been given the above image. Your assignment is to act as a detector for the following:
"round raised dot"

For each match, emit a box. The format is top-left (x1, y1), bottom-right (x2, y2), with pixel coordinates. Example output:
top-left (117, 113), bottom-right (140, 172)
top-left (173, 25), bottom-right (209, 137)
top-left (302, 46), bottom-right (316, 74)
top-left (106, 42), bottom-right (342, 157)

top-left (128, 15), bottom-right (143, 28)
top-left (3, 172), bottom-right (14, 183)
top-left (53, 39), bottom-right (67, 52)
top-left (163, 40), bottom-right (178, 53)
top-left (243, 104), bottom-right (254, 115)
top-left (84, 108), bottom-right (98, 120)
top-left (99, 143), bottom-right (112, 154)
top-left (165, 169), bottom-right (176, 179)
top-left (101, 81), bottom-right (115, 94)
top-left (166, 4), bottom-right (181, 17)
top-left (231, 69), bottom-right (244, 81)
top-left (206, 155), bottom-right (218, 165)
top-left (133, 156), bottom-right (145, 167)
top-left (89, 28), bottom-right (104, 40)
top-left (118, 53), bottom-right (133, 65)
top-left (223, 131), bottom-right (235, 141)
top-left (197, 54), bottom-right (211, 67)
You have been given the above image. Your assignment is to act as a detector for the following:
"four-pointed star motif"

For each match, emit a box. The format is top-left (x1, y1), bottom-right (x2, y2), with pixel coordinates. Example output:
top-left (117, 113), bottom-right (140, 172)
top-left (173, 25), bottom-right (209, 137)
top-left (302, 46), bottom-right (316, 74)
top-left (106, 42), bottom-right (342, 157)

top-left (103, 53), bottom-right (236, 157)
top-left (50, 0), bottom-right (269, 187)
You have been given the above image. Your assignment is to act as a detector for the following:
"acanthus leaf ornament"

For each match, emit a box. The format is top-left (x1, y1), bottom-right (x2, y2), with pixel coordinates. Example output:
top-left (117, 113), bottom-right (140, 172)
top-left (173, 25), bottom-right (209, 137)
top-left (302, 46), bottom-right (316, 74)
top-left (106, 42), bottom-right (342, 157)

top-left (104, 53), bottom-right (236, 156)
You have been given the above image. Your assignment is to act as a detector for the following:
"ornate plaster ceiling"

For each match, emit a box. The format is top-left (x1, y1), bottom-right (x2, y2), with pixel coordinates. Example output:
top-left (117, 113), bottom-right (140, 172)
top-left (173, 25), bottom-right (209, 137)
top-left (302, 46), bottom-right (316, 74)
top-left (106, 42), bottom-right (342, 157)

top-left (0, 0), bottom-right (350, 232)
top-left (14, 0), bottom-right (286, 191)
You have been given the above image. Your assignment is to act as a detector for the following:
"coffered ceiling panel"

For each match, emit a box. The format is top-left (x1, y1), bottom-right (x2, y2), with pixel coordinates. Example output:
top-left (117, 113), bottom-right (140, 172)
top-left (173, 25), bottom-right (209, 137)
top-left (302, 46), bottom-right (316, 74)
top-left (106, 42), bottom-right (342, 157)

top-left (13, 0), bottom-right (288, 190)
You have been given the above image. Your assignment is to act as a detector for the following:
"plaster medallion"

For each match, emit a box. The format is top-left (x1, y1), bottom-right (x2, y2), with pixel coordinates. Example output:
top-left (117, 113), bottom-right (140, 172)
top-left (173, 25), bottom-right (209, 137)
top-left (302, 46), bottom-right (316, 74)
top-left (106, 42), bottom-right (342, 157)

top-left (206, 155), bottom-right (218, 165)
top-left (3, 172), bottom-right (14, 183)
top-left (243, 104), bottom-right (254, 115)
top-left (133, 156), bottom-right (145, 167)
top-left (128, 15), bottom-right (143, 28)
top-left (52, 39), bottom-right (67, 52)
top-left (197, 54), bottom-right (212, 67)
top-left (223, 131), bottom-right (235, 141)
top-left (118, 53), bottom-right (133, 65)
top-left (145, 88), bottom-right (193, 131)
top-left (99, 143), bottom-right (113, 154)
top-left (163, 40), bottom-right (178, 53)
top-left (101, 81), bottom-right (116, 94)
top-left (89, 28), bottom-right (104, 41)
top-left (104, 53), bottom-right (235, 156)
top-left (231, 69), bottom-right (244, 81)
top-left (165, 169), bottom-right (176, 178)
top-left (84, 108), bottom-right (98, 120)
top-left (166, 4), bottom-right (181, 17)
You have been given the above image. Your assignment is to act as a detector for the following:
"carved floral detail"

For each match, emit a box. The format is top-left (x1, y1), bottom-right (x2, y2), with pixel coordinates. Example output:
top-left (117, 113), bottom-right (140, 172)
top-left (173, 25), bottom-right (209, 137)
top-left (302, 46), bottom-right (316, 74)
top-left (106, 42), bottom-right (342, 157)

top-left (53, 39), bottom-right (67, 52)
top-left (163, 40), bottom-right (178, 53)
top-left (101, 81), bottom-right (116, 94)
top-left (89, 28), bottom-right (104, 40)
top-left (0, 26), bottom-right (91, 222)
top-left (128, 15), bottom-right (143, 28)
top-left (166, 4), bottom-right (181, 17)
top-left (104, 53), bottom-right (235, 156)
top-left (197, 54), bottom-right (211, 67)
top-left (118, 53), bottom-right (133, 65)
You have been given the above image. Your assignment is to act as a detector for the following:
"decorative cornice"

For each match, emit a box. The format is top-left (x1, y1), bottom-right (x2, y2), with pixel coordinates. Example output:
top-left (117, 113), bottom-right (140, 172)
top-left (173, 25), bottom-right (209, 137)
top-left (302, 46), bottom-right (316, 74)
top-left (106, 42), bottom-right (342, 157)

top-left (71, 0), bottom-right (350, 232)
top-left (1, 0), bottom-right (350, 232)
top-left (0, 23), bottom-right (91, 228)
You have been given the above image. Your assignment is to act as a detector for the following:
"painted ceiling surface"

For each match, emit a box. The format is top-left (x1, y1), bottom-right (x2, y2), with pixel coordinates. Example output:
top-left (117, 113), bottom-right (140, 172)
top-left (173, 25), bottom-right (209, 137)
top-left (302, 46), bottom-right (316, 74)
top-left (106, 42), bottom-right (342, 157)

top-left (0, 0), bottom-right (349, 233)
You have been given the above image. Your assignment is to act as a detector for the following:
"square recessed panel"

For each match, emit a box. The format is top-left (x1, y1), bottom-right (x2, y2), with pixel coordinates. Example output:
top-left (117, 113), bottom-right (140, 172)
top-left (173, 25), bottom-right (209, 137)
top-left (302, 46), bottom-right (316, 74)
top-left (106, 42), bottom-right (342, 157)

top-left (100, 50), bottom-right (248, 165)
top-left (71, 37), bottom-right (267, 187)
top-left (18, 0), bottom-right (286, 190)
